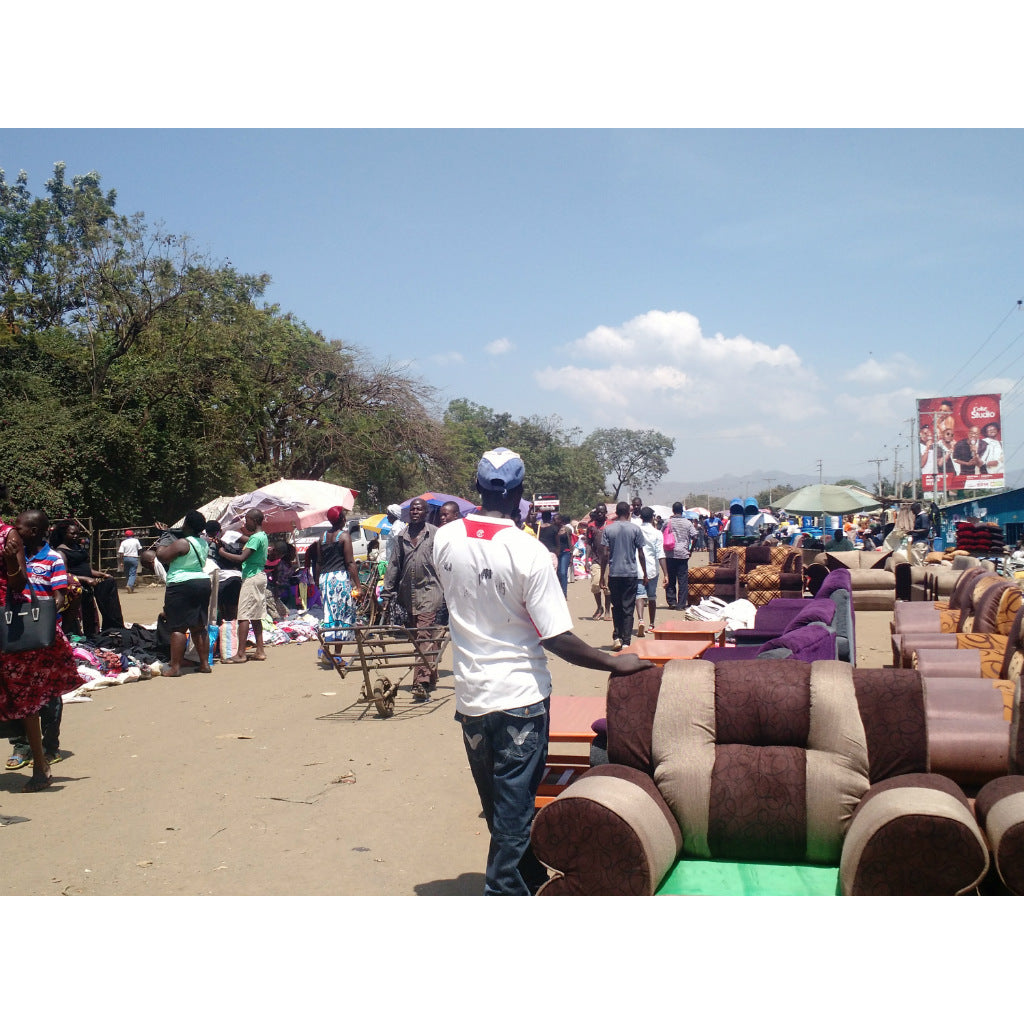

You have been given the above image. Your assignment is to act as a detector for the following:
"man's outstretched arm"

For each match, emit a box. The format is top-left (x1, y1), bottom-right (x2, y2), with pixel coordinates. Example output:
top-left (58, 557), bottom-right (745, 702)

top-left (542, 631), bottom-right (652, 675)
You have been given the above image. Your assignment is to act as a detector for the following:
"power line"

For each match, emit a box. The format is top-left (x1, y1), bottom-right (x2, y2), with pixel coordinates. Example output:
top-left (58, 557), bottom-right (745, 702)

top-left (960, 326), bottom-right (1024, 390)
top-left (943, 300), bottom-right (1022, 394)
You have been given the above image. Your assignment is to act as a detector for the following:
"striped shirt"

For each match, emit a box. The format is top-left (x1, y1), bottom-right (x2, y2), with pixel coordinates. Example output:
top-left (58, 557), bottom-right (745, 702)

top-left (24, 543), bottom-right (69, 599)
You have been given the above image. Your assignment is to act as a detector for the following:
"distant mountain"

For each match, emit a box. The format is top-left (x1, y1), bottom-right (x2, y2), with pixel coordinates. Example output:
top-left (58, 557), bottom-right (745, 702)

top-left (648, 467), bottom-right (1024, 507)
top-left (648, 470), bottom-right (845, 507)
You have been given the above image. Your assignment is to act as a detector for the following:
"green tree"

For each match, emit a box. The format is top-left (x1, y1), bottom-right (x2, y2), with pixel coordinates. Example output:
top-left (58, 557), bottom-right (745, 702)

top-left (584, 428), bottom-right (675, 502)
top-left (0, 163), bottom-right (448, 526)
top-left (441, 401), bottom-right (605, 518)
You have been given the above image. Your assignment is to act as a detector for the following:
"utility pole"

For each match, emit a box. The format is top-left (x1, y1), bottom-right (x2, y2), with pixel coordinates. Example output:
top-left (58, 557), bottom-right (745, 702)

top-left (907, 418), bottom-right (918, 500)
top-left (891, 445), bottom-right (901, 498)
top-left (816, 459), bottom-right (823, 484)
top-left (868, 457), bottom-right (885, 496)
top-left (764, 478), bottom-right (774, 506)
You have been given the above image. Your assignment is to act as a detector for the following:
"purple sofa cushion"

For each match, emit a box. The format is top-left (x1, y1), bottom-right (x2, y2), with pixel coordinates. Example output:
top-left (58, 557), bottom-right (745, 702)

top-left (759, 622), bottom-right (837, 662)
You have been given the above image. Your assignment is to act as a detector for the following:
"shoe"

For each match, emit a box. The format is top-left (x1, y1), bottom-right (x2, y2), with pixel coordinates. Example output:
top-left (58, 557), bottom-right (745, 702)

top-left (46, 751), bottom-right (63, 765)
top-left (612, 638), bottom-right (623, 652)
top-left (411, 682), bottom-right (429, 701)
top-left (5, 750), bottom-right (31, 771)
top-left (636, 622), bottom-right (646, 637)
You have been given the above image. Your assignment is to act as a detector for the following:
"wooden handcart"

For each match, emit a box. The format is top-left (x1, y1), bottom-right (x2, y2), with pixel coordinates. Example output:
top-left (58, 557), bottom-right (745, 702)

top-left (315, 622), bottom-right (450, 718)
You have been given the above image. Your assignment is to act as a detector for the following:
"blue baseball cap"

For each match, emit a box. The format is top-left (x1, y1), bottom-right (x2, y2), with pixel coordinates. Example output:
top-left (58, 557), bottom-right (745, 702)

top-left (477, 447), bottom-right (525, 495)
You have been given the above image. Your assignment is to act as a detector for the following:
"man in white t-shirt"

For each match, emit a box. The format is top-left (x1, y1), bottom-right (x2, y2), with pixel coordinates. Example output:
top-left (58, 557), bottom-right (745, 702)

top-left (434, 447), bottom-right (651, 896)
top-left (117, 530), bottom-right (143, 592)
top-left (634, 506), bottom-right (666, 638)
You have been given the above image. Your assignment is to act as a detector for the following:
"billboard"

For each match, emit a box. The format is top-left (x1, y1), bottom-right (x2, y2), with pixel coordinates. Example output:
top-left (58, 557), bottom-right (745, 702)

top-left (917, 393), bottom-right (1004, 495)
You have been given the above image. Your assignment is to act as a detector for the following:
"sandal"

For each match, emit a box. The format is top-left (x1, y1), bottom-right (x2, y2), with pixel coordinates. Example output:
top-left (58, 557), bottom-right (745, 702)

top-left (5, 751), bottom-right (31, 771)
top-left (23, 773), bottom-right (53, 793)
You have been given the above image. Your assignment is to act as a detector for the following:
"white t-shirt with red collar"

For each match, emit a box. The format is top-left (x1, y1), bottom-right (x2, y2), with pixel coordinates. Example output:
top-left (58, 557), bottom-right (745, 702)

top-left (434, 513), bottom-right (573, 716)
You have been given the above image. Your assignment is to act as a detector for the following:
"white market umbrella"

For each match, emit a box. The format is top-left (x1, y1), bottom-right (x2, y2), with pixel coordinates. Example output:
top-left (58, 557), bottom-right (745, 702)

top-left (258, 478), bottom-right (359, 523)
top-left (775, 484), bottom-right (881, 515)
top-left (747, 511), bottom-right (779, 529)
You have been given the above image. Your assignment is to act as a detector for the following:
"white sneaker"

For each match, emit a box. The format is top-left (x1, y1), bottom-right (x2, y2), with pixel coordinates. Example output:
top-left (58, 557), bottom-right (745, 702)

top-left (612, 638), bottom-right (623, 651)
top-left (636, 622), bottom-right (646, 637)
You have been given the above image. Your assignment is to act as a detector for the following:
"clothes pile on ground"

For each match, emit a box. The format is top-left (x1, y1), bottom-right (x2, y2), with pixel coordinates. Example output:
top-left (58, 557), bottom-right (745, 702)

top-left (61, 610), bottom-right (325, 702)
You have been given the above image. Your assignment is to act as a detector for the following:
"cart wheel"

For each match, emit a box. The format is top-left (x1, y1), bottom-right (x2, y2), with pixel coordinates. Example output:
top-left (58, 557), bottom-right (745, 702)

top-left (373, 677), bottom-right (395, 718)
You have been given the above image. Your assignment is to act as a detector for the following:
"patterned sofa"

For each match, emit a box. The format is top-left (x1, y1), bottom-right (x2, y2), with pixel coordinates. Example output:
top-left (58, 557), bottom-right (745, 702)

top-left (891, 578), bottom-right (1021, 670)
top-left (532, 660), bottom-right (989, 895)
top-left (687, 545), bottom-right (803, 608)
top-left (915, 603), bottom-right (1024, 788)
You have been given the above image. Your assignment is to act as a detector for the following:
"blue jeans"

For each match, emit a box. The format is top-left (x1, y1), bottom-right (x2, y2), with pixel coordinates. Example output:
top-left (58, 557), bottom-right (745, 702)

top-left (556, 550), bottom-right (572, 596)
top-left (665, 557), bottom-right (690, 608)
top-left (456, 698), bottom-right (550, 895)
top-left (123, 556), bottom-right (139, 588)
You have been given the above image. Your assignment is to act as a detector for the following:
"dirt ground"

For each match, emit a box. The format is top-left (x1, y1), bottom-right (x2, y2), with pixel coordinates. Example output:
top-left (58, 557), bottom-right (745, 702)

top-left (0, 555), bottom-right (896, 896)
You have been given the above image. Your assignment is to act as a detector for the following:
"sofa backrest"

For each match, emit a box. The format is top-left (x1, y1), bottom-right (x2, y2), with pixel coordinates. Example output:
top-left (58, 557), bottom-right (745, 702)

top-left (960, 573), bottom-right (1009, 631)
top-left (948, 567), bottom-right (991, 613)
top-left (968, 580), bottom-right (1021, 635)
top-left (821, 549), bottom-right (892, 572)
top-left (606, 662), bottom-right (928, 865)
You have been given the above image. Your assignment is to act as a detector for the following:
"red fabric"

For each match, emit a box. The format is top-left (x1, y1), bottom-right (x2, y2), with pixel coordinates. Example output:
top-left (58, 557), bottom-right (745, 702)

top-left (0, 522), bottom-right (81, 720)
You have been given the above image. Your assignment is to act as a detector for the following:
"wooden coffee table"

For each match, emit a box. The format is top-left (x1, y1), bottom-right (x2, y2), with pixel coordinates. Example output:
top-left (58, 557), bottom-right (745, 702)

top-left (652, 619), bottom-right (728, 647)
top-left (535, 694), bottom-right (608, 809)
top-left (618, 637), bottom-right (713, 665)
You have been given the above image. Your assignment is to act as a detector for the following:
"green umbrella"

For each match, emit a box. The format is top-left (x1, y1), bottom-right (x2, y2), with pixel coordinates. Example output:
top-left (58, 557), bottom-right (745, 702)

top-left (775, 484), bottom-right (881, 515)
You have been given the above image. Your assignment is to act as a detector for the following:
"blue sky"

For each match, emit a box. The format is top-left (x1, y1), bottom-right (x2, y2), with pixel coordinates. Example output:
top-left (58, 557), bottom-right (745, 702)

top-left (4, 127), bottom-right (1023, 489)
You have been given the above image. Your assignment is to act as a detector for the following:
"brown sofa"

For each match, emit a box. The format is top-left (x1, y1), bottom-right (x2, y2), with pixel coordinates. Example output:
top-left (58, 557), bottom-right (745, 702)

top-left (807, 549), bottom-right (896, 611)
top-left (895, 552), bottom-right (983, 602)
top-left (531, 660), bottom-right (989, 895)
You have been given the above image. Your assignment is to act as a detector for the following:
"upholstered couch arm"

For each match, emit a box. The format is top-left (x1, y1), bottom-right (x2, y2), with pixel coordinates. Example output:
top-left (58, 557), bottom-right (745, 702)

top-left (839, 774), bottom-right (989, 895)
top-left (976, 777), bottom-right (1024, 895)
top-left (913, 648), bottom-right (983, 678)
top-left (532, 764), bottom-right (682, 896)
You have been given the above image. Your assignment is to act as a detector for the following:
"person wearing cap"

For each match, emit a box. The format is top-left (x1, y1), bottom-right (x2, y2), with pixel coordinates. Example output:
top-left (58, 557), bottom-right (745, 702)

top-left (434, 446), bottom-right (652, 896)
top-left (118, 529), bottom-right (143, 593)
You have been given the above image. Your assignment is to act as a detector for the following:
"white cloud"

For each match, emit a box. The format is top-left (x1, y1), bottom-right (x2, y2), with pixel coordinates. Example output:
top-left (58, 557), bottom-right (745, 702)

top-left (834, 386), bottom-right (919, 425)
top-left (843, 354), bottom-right (921, 385)
top-left (564, 310), bottom-right (801, 370)
top-left (485, 337), bottom-right (514, 356)
top-left (517, 307), bottom-right (948, 482)
top-left (535, 310), bottom-right (819, 442)
top-left (429, 350), bottom-right (464, 365)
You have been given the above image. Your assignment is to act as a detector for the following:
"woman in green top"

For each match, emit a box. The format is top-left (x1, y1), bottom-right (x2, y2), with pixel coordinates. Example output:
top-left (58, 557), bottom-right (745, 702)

top-left (156, 509), bottom-right (213, 676)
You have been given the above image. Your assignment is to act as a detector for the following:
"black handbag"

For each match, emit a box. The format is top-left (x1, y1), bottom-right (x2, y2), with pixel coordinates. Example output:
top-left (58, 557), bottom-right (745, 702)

top-left (0, 590), bottom-right (58, 653)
